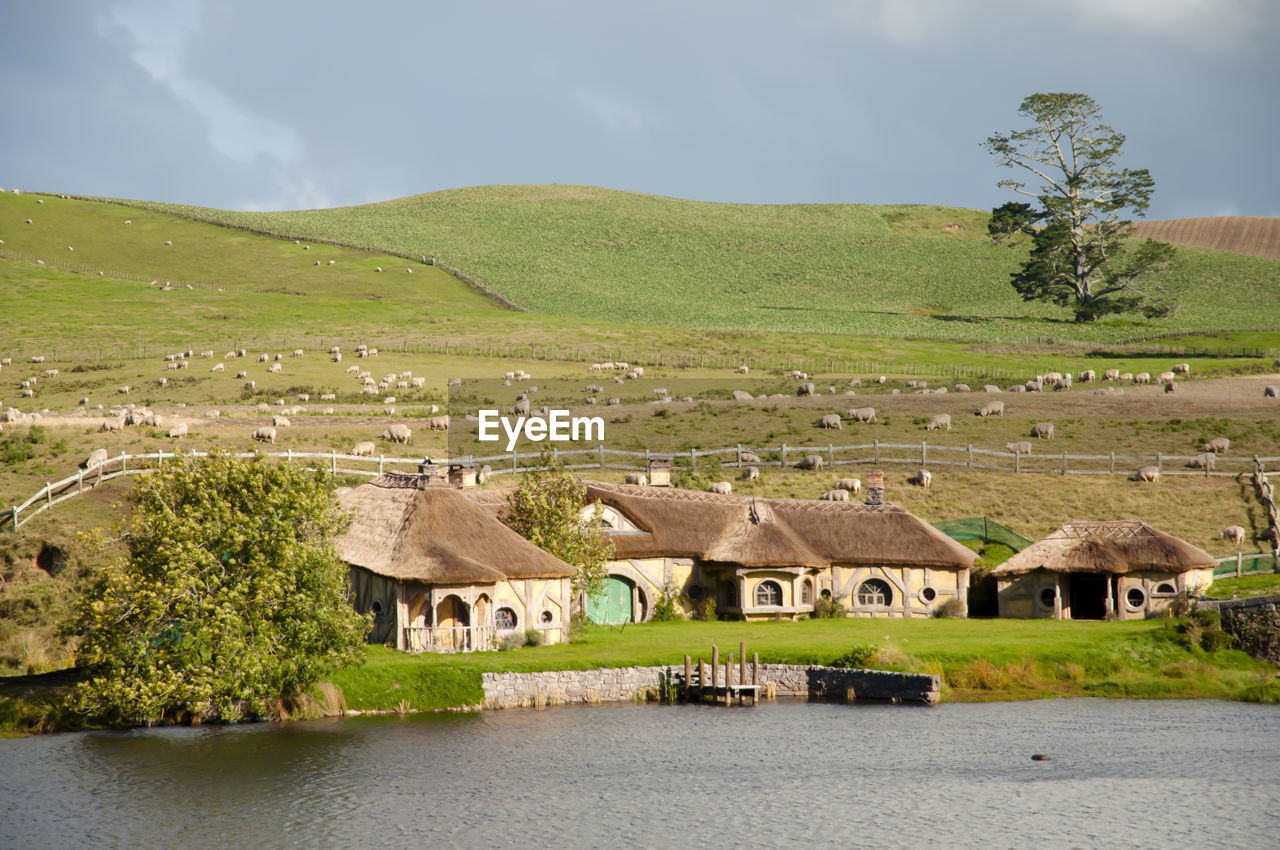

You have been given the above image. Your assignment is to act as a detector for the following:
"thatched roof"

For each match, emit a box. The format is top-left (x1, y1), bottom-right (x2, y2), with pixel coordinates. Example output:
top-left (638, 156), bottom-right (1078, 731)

top-left (571, 482), bottom-right (976, 569)
top-left (337, 474), bottom-right (574, 583)
top-left (990, 520), bottom-right (1216, 577)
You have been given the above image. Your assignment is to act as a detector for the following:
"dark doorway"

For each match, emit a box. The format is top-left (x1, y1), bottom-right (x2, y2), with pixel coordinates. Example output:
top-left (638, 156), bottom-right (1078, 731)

top-left (1068, 574), bottom-right (1108, 620)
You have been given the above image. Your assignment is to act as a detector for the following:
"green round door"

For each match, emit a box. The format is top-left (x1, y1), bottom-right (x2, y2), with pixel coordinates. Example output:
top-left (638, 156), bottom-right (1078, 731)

top-left (587, 575), bottom-right (634, 624)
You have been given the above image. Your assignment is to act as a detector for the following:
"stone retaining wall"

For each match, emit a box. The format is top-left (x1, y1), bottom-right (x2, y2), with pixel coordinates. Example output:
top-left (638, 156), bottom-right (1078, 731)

top-left (480, 664), bottom-right (939, 709)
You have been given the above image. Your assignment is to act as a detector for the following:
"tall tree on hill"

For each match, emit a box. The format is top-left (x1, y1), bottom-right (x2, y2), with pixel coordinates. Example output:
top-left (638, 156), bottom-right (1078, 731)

top-left (983, 93), bottom-right (1177, 322)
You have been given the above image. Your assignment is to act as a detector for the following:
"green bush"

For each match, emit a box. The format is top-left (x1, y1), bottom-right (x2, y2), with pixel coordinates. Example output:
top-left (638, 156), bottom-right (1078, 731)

top-left (524, 628), bottom-right (545, 647)
top-left (812, 594), bottom-right (847, 619)
top-left (651, 582), bottom-right (683, 622)
top-left (830, 644), bottom-right (880, 668)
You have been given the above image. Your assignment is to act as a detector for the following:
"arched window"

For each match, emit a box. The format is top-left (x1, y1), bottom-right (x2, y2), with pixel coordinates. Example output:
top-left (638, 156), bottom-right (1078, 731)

top-left (495, 607), bottom-right (517, 630)
top-left (755, 580), bottom-right (782, 607)
top-left (801, 580), bottom-right (813, 605)
top-left (856, 579), bottom-right (891, 607)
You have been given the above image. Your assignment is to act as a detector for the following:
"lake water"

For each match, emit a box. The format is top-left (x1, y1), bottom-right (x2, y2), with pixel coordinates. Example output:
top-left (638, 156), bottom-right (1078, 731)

top-left (3, 698), bottom-right (1278, 849)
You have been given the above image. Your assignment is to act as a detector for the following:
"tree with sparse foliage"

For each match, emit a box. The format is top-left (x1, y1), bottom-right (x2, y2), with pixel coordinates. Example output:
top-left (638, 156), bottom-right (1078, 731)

top-left (502, 450), bottom-right (612, 611)
top-left (983, 92), bottom-right (1177, 321)
top-left (68, 454), bottom-right (369, 726)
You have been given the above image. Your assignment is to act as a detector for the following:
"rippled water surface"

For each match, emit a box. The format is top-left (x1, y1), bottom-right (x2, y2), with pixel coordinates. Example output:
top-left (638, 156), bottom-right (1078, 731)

top-left (3, 699), bottom-right (1279, 849)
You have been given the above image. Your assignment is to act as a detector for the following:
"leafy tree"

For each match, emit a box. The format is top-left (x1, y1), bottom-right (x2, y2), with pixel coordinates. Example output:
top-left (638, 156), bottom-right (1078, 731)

top-left (987, 201), bottom-right (1041, 246)
top-left (68, 454), bottom-right (368, 726)
top-left (983, 93), bottom-right (1177, 321)
top-left (502, 450), bottom-right (612, 610)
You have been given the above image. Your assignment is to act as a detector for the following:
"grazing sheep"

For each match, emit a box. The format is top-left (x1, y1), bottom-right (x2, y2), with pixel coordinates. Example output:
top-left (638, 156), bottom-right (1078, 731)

top-left (117, 385), bottom-right (130, 395)
top-left (1054, 375), bottom-right (1072, 391)
top-left (513, 399), bottom-right (531, 415)
top-left (272, 416), bottom-right (291, 427)
top-left (292, 349), bottom-right (304, 357)
top-left (211, 363), bottom-right (224, 372)
top-left (848, 406), bottom-right (877, 423)
top-left (1030, 422), bottom-right (1054, 440)
top-left (916, 469), bottom-right (932, 487)
top-left (244, 380), bottom-right (256, 390)
top-left (741, 466), bottom-right (760, 481)
top-left (268, 363), bottom-right (282, 373)
top-left (297, 393), bottom-right (310, 402)
top-left (382, 423), bottom-right (412, 443)
top-left (1103, 369), bottom-right (1120, 381)
top-left (1134, 466), bottom-right (1160, 483)
top-left (983, 385), bottom-right (1001, 393)
top-left (168, 423), bottom-right (188, 438)
top-left (736, 365), bottom-right (749, 374)
top-left (81, 448), bottom-right (109, 469)
top-left (1172, 363), bottom-right (1190, 375)
top-left (820, 489), bottom-right (849, 501)
top-left (796, 454), bottom-right (825, 470)
top-left (1204, 437), bottom-right (1230, 454)
top-left (236, 371), bottom-right (248, 379)
top-left (797, 382), bottom-right (816, 397)
top-left (1078, 370), bottom-right (1096, 383)
top-left (819, 413), bottom-right (842, 429)
top-left (351, 441), bottom-right (375, 457)
top-left (1158, 371), bottom-right (1175, 383)
top-left (205, 410), bottom-right (220, 418)
top-left (1134, 372), bottom-right (1150, 384)
top-left (732, 390), bottom-right (753, 401)
top-left (99, 417), bottom-right (124, 432)
top-left (1119, 373), bottom-right (1133, 382)
top-left (708, 481), bottom-right (733, 495)
top-left (653, 387), bottom-right (668, 398)
top-left (607, 397), bottom-right (620, 406)
top-left (1264, 385), bottom-right (1278, 398)
top-left (738, 450), bottom-right (761, 464)
top-left (1006, 441), bottom-right (1033, 455)
top-left (448, 378), bottom-right (462, 387)
top-left (977, 401), bottom-right (1005, 417)
top-left (1024, 379), bottom-right (1042, 392)
top-left (1164, 381), bottom-right (1176, 394)
top-left (954, 384), bottom-right (971, 393)
top-left (1221, 526), bottom-right (1245, 544)
top-left (1186, 454), bottom-right (1215, 470)
top-left (926, 413), bottom-right (951, 431)
top-left (332, 353), bottom-right (342, 362)
top-left (625, 473), bottom-right (647, 486)
top-left (836, 477), bottom-right (861, 494)
top-left (428, 415), bottom-right (450, 431)
top-left (257, 354), bottom-right (269, 362)
top-left (252, 426), bottom-right (277, 444)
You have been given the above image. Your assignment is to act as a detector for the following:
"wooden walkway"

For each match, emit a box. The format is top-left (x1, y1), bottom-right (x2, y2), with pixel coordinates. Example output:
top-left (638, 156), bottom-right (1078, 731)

top-left (683, 642), bottom-right (764, 706)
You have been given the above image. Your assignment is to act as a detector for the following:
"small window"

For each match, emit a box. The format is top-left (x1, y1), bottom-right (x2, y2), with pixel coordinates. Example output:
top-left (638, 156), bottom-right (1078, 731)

top-left (920, 586), bottom-right (937, 603)
top-left (687, 584), bottom-right (705, 601)
top-left (1155, 582), bottom-right (1176, 596)
top-left (820, 589), bottom-right (832, 600)
top-left (755, 580), bottom-right (782, 607)
top-left (495, 607), bottom-right (517, 630)
top-left (856, 579), bottom-right (891, 607)
top-left (1038, 588), bottom-right (1056, 610)
top-left (371, 600), bottom-right (384, 616)
top-left (1125, 587), bottom-right (1147, 611)
top-left (801, 580), bottom-right (813, 605)
top-left (539, 610), bottom-right (553, 624)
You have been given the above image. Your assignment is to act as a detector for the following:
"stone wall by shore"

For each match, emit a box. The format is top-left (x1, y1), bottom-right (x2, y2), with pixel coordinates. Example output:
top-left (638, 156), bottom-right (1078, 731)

top-left (480, 664), bottom-right (939, 709)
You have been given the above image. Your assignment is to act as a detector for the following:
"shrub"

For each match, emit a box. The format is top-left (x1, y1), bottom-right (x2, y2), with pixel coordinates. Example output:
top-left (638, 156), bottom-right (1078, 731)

top-left (524, 628), bottom-right (545, 647)
top-left (935, 598), bottom-right (966, 618)
top-left (498, 632), bottom-right (527, 651)
top-left (700, 597), bottom-right (717, 622)
top-left (830, 644), bottom-right (879, 668)
top-left (812, 594), bottom-right (847, 619)
top-left (651, 582), bottom-right (683, 622)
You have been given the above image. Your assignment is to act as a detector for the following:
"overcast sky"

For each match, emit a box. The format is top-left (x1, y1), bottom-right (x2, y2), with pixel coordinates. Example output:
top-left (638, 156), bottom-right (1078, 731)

top-left (2, 1), bottom-right (1276, 219)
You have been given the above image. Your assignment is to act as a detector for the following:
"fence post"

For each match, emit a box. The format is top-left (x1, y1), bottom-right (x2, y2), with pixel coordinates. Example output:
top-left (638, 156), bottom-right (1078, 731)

top-left (379, 455), bottom-right (384, 474)
top-left (1110, 452), bottom-right (1115, 476)
top-left (921, 441), bottom-right (927, 467)
top-left (331, 449), bottom-right (337, 475)
top-left (599, 444), bottom-right (604, 469)
top-left (967, 445), bottom-right (973, 469)
top-left (45, 483), bottom-right (52, 508)
top-left (1062, 451), bottom-right (1067, 476)
top-left (1156, 452), bottom-right (1162, 472)
top-left (121, 452), bottom-right (127, 474)
top-left (874, 439), bottom-right (880, 464)
top-left (1237, 552), bottom-right (1242, 578)
top-left (1015, 451), bottom-right (1020, 474)
top-left (828, 443), bottom-right (834, 465)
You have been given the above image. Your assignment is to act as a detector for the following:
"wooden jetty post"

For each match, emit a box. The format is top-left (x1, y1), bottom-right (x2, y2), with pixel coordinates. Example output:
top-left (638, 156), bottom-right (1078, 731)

top-left (752, 652), bottom-right (760, 705)
top-left (698, 658), bottom-right (706, 698)
top-left (711, 645), bottom-right (720, 690)
top-left (684, 654), bottom-right (692, 694)
top-left (725, 651), bottom-right (734, 706)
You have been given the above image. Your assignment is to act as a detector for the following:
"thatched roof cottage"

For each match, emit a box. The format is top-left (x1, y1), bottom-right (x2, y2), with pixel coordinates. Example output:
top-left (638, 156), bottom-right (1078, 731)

top-left (338, 473), bottom-right (574, 651)
top-left (470, 476), bottom-right (975, 623)
top-left (990, 520), bottom-right (1216, 620)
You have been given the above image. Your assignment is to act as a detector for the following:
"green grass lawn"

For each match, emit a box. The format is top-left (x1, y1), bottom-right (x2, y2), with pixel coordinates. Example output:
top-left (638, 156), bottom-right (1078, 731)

top-left (328, 617), bottom-right (1279, 710)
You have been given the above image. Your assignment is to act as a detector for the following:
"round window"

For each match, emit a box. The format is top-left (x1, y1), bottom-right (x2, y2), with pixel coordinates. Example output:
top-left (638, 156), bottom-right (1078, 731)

top-left (1038, 588), bottom-right (1056, 610)
top-left (687, 584), bottom-right (705, 601)
top-left (856, 579), bottom-right (891, 607)
top-left (920, 586), bottom-right (937, 603)
top-left (540, 609), bottom-right (553, 624)
top-left (371, 600), bottom-right (384, 615)
top-left (820, 588), bottom-right (832, 600)
top-left (495, 607), bottom-right (517, 630)
top-left (1126, 587), bottom-right (1147, 611)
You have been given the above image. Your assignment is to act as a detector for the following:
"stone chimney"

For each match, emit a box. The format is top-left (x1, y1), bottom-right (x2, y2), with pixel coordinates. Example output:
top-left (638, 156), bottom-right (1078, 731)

top-left (448, 462), bottom-right (477, 489)
top-left (864, 469), bottom-right (885, 506)
top-left (416, 457), bottom-right (441, 479)
top-left (647, 456), bottom-right (672, 487)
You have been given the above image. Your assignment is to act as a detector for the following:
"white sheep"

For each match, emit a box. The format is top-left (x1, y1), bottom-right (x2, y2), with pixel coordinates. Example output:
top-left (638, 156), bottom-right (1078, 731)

top-left (252, 426), bottom-right (277, 444)
top-left (1134, 466), bottom-right (1160, 483)
top-left (624, 473), bottom-right (647, 486)
top-left (820, 489), bottom-right (849, 501)
top-left (926, 413), bottom-right (951, 431)
top-left (707, 481), bottom-right (732, 495)
top-left (168, 423), bottom-right (188, 438)
top-left (272, 416), bottom-right (291, 427)
top-left (916, 469), bottom-right (932, 487)
top-left (836, 477), bottom-right (861, 494)
top-left (351, 441), bottom-right (375, 457)
top-left (1221, 526), bottom-right (1246, 544)
top-left (741, 466), bottom-right (760, 482)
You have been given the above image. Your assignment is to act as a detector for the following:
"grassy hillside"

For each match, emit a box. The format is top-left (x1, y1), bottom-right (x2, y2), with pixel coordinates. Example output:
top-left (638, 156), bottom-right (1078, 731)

top-left (118, 184), bottom-right (1280, 343)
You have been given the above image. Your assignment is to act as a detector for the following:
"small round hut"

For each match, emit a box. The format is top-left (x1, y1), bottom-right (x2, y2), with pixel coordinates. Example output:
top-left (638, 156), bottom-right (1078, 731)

top-left (990, 520), bottom-right (1216, 620)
